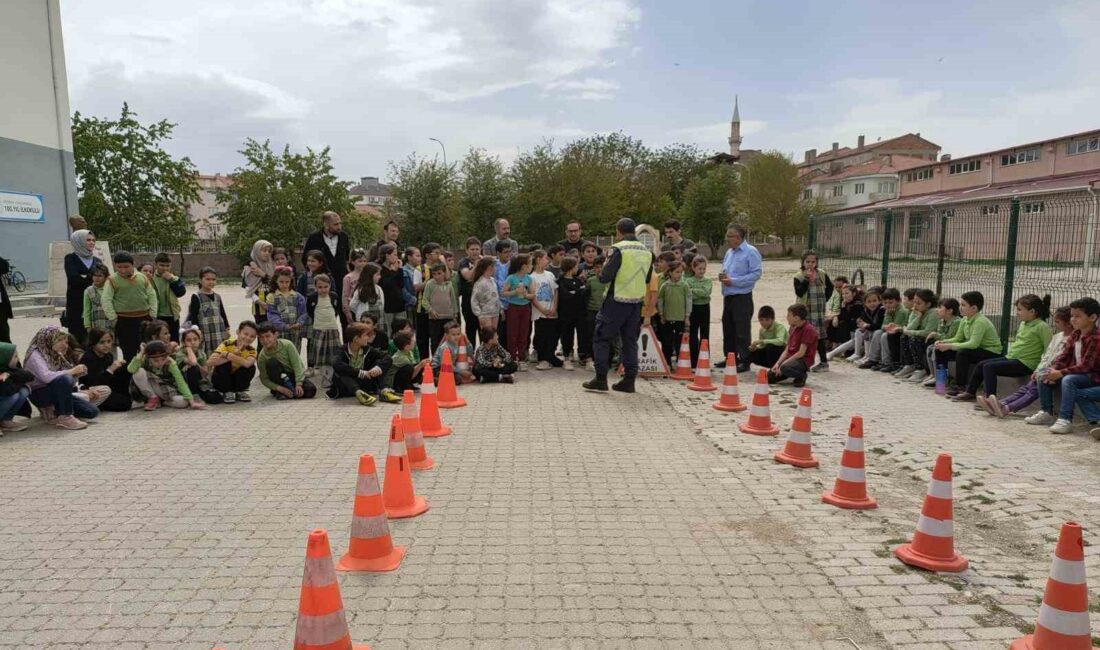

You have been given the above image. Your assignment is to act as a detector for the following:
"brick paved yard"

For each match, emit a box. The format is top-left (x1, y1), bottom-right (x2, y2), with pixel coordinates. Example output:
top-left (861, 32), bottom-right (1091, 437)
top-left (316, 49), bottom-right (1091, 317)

top-left (2, 259), bottom-right (1098, 649)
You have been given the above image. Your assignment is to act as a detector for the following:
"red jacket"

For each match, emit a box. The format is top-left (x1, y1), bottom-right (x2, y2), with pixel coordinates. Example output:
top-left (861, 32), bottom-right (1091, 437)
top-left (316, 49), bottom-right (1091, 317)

top-left (1051, 327), bottom-right (1100, 382)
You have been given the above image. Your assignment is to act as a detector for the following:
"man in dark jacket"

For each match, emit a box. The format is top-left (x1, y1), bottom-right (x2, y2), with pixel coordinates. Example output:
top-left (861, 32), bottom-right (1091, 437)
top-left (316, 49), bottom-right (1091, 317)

top-left (0, 256), bottom-right (11, 343)
top-left (302, 211), bottom-right (351, 300)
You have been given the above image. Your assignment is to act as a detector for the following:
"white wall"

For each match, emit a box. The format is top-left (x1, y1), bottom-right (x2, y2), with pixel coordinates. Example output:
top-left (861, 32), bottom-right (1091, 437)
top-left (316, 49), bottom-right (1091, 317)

top-left (0, 0), bottom-right (72, 152)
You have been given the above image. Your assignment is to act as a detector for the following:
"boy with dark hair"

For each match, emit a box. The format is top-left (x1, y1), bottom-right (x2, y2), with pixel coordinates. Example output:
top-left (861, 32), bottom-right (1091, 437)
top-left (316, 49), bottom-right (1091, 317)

top-left (473, 326), bottom-right (518, 384)
top-left (151, 252), bottom-right (187, 342)
top-left (750, 305), bottom-right (788, 369)
top-left (431, 320), bottom-right (474, 384)
top-left (424, 262), bottom-right (459, 353)
top-left (933, 290), bottom-right (1001, 393)
top-left (546, 244), bottom-right (565, 280)
top-left (859, 288), bottom-right (905, 370)
top-left (330, 321), bottom-right (395, 405)
top-left (83, 263), bottom-right (112, 338)
top-left (102, 251), bottom-right (157, 361)
top-left (767, 304), bottom-right (817, 387)
top-left (257, 323), bottom-right (316, 400)
top-left (557, 257), bottom-right (587, 370)
top-left (1028, 297), bottom-right (1100, 435)
top-left (384, 330), bottom-right (427, 394)
top-left (582, 255), bottom-right (608, 368)
top-left (208, 320), bottom-right (259, 403)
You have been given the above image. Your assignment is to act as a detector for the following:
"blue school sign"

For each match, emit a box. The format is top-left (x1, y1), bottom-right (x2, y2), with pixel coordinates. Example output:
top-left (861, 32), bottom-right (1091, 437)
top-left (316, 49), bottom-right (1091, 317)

top-left (0, 189), bottom-right (46, 222)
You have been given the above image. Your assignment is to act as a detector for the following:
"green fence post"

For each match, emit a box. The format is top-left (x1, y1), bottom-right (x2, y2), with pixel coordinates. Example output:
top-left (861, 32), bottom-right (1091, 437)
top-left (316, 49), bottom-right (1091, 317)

top-left (999, 198), bottom-right (1021, 350)
top-left (880, 211), bottom-right (893, 286)
top-left (807, 215), bottom-right (817, 250)
top-left (934, 210), bottom-right (948, 296)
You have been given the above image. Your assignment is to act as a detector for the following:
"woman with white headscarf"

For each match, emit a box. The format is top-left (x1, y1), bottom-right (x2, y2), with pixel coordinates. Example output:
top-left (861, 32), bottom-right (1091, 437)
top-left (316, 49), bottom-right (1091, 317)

top-left (243, 240), bottom-right (275, 323)
top-left (63, 229), bottom-right (101, 344)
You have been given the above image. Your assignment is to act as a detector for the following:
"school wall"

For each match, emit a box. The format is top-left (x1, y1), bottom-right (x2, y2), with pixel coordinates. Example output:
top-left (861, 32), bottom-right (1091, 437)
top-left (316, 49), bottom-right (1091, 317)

top-left (131, 253), bottom-right (242, 279)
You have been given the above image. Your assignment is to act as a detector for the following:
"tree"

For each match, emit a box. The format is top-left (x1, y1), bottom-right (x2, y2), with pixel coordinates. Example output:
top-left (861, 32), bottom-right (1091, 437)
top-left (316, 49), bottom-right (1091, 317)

top-left (387, 154), bottom-right (463, 247)
top-left (508, 141), bottom-right (566, 245)
top-left (739, 151), bottom-right (815, 253)
top-left (459, 148), bottom-right (512, 238)
top-left (678, 165), bottom-right (738, 258)
top-left (72, 103), bottom-right (199, 253)
top-left (218, 139), bottom-right (356, 259)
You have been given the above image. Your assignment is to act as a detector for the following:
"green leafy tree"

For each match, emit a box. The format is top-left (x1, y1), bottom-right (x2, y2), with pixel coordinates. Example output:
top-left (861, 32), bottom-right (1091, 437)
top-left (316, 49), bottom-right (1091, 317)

top-left (218, 139), bottom-right (356, 259)
top-left (739, 151), bottom-right (813, 253)
top-left (678, 165), bottom-right (738, 258)
top-left (387, 154), bottom-right (463, 247)
top-left (508, 142), bottom-right (565, 245)
top-left (459, 148), bottom-right (512, 238)
top-left (72, 103), bottom-right (199, 253)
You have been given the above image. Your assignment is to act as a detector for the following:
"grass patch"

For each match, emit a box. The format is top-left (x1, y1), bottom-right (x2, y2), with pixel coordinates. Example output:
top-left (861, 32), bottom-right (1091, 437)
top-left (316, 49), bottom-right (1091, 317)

top-left (967, 494), bottom-right (995, 505)
top-left (868, 447), bottom-right (888, 455)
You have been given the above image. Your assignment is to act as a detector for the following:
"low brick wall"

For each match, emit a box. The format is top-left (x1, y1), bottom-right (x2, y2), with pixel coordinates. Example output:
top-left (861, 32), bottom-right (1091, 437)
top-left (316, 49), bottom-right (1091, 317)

top-left (131, 252), bottom-right (242, 279)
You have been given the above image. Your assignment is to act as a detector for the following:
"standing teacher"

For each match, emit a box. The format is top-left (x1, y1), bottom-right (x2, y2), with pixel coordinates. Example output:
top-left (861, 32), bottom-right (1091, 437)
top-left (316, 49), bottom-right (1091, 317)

top-left (718, 224), bottom-right (762, 373)
top-left (582, 218), bottom-right (653, 394)
top-left (302, 211), bottom-right (350, 322)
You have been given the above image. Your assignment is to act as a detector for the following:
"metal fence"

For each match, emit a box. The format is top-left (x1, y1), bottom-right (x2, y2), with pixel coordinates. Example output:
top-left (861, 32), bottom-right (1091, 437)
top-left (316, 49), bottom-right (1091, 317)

top-left (809, 193), bottom-right (1100, 348)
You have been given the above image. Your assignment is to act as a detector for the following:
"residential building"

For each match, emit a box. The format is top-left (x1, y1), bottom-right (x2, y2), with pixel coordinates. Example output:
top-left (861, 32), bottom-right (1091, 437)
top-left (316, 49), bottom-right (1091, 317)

top-left (185, 173), bottom-right (233, 240)
top-left (0, 0), bottom-right (77, 282)
top-left (802, 154), bottom-right (929, 212)
top-left (798, 133), bottom-right (941, 175)
top-left (348, 176), bottom-right (391, 217)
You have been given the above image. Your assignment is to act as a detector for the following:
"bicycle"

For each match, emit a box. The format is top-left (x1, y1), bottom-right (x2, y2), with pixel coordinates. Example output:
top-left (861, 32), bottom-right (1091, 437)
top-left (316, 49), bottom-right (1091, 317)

top-left (2, 263), bottom-right (26, 292)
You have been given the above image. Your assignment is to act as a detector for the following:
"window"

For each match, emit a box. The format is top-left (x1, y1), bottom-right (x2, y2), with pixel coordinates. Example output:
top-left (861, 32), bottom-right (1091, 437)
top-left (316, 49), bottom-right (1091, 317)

top-left (980, 205), bottom-right (1000, 216)
top-left (904, 168), bottom-right (933, 182)
top-left (949, 159), bottom-right (981, 175)
top-left (854, 182), bottom-right (865, 194)
top-left (877, 181), bottom-right (896, 194)
top-left (802, 189), bottom-right (812, 200)
top-left (832, 185), bottom-right (844, 197)
top-left (1067, 137), bottom-right (1100, 155)
top-left (1001, 147), bottom-right (1040, 166)
top-left (1023, 201), bottom-right (1045, 214)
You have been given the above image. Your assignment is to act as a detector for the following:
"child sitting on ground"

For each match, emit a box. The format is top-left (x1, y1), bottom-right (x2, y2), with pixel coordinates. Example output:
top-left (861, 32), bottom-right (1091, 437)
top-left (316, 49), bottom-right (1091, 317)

top-left (329, 322), bottom-right (396, 406)
top-left (932, 291), bottom-right (1002, 395)
top-left (919, 298), bottom-right (961, 386)
top-left (767, 304), bottom-right (817, 387)
top-left (1025, 297), bottom-right (1100, 435)
top-left (431, 320), bottom-right (475, 384)
top-left (384, 331), bottom-right (427, 394)
top-left (473, 327), bottom-right (518, 384)
top-left (174, 327), bottom-right (223, 405)
top-left (78, 328), bottom-right (132, 412)
top-left (207, 320), bottom-right (259, 403)
top-left (982, 306), bottom-right (1071, 417)
top-left (893, 289), bottom-right (939, 380)
top-left (143, 319), bottom-right (179, 356)
top-left (859, 288), bottom-right (903, 370)
top-left (750, 306), bottom-right (787, 369)
top-left (842, 289), bottom-right (884, 365)
top-left (953, 294), bottom-right (1051, 402)
top-left (128, 340), bottom-right (205, 411)
top-left (256, 323), bottom-right (316, 400)
top-left (824, 285), bottom-right (863, 359)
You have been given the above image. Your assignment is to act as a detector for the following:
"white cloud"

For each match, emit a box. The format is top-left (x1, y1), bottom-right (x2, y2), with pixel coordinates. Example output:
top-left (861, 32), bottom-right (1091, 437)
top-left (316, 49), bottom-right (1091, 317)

top-left (544, 78), bottom-right (620, 101)
top-left (664, 120), bottom-right (768, 150)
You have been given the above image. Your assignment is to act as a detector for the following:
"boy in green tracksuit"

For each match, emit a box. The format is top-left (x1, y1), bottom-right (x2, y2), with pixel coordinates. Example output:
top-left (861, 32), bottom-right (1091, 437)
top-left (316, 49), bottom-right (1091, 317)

top-left (933, 290), bottom-right (1002, 394)
top-left (656, 262), bottom-right (692, 368)
top-left (256, 323), bottom-right (316, 400)
top-left (956, 294), bottom-right (1052, 401)
top-left (750, 305), bottom-right (788, 368)
top-left (102, 251), bottom-right (157, 361)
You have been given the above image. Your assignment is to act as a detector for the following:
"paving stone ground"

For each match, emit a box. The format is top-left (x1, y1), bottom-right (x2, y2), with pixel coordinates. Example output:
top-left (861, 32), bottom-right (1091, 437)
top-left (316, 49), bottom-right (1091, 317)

top-left (1, 259), bottom-right (1098, 649)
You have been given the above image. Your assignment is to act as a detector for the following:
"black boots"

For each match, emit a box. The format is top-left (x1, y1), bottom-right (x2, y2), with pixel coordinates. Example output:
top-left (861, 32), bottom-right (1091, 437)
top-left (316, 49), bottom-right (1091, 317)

top-left (612, 375), bottom-right (636, 393)
top-left (582, 375), bottom-right (609, 392)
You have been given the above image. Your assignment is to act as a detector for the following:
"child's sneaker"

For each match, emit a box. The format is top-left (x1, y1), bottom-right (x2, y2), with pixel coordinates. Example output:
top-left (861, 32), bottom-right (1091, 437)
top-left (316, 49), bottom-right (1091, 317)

top-left (55, 414), bottom-right (88, 430)
top-left (992, 400), bottom-right (1010, 418)
top-left (235, 391), bottom-right (251, 403)
top-left (792, 377), bottom-right (807, 387)
top-left (0, 419), bottom-right (29, 433)
top-left (222, 391), bottom-right (236, 404)
top-left (810, 362), bottom-right (829, 373)
top-left (501, 374), bottom-right (514, 384)
top-left (858, 359), bottom-right (877, 369)
top-left (1090, 426), bottom-right (1100, 441)
top-left (144, 395), bottom-right (162, 411)
top-left (38, 405), bottom-right (57, 423)
top-left (1049, 418), bottom-right (1073, 435)
top-left (908, 370), bottom-right (928, 383)
top-left (1024, 411), bottom-right (1056, 425)
top-left (304, 368), bottom-right (316, 378)
top-left (536, 361), bottom-right (551, 371)
top-left (893, 365), bottom-right (916, 379)
top-left (380, 388), bottom-right (401, 404)
top-left (921, 375), bottom-right (937, 387)
top-left (563, 359), bottom-right (574, 371)
top-left (355, 390), bottom-right (377, 406)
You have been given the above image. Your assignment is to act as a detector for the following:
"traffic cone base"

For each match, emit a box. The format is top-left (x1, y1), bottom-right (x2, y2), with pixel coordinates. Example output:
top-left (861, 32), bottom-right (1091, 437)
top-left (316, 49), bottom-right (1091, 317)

top-left (337, 545), bottom-right (405, 573)
top-left (417, 365), bottom-right (452, 438)
top-left (422, 423), bottom-right (452, 438)
top-left (774, 388), bottom-right (819, 468)
top-left (821, 490), bottom-right (878, 510)
top-left (822, 415), bottom-right (877, 509)
top-left (687, 339), bottom-right (717, 392)
top-left (739, 368), bottom-right (780, 435)
top-left (1011, 521), bottom-right (1097, 650)
top-left (386, 494), bottom-right (429, 520)
top-left (893, 542), bottom-right (968, 573)
top-left (671, 333), bottom-right (693, 380)
top-left (774, 451), bottom-right (819, 468)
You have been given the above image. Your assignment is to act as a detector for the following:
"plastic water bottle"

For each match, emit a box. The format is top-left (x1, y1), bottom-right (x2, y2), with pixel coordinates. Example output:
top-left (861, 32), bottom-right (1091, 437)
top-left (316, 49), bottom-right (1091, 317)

top-left (935, 366), bottom-right (948, 395)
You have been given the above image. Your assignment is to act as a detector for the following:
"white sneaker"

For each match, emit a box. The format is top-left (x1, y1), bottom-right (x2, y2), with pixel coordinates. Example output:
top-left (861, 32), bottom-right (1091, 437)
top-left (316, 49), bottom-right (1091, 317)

top-left (1025, 411), bottom-right (1056, 426)
top-left (893, 365), bottom-right (916, 379)
top-left (1090, 427), bottom-right (1100, 441)
top-left (536, 361), bottom-right (551, 371)
top-left (908, 370), bottom-right (928, 383)
top-left (1049, 419), bottom-right (1073, 435)
top-left (563, 359), bottom-right (575, 371)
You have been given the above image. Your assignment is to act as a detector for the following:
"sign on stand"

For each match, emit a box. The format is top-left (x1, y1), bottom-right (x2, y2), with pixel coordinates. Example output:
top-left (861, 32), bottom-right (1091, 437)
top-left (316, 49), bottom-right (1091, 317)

top-left (636, 324), bottom-right (670, 378)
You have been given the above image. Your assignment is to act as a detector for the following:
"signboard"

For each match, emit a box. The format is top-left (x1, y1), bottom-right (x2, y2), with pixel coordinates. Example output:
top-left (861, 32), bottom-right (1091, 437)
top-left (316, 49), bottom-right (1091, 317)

top-left (636, 324), bottom-right (671, 378)
top-left (0, 190), bottom-right (45, 222)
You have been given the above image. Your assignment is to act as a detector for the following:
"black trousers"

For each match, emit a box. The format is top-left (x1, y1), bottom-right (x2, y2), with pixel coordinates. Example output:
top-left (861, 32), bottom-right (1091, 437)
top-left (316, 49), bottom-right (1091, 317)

top-left (0, 314), bottom-right (10, 344)
top-left (751, 346), bottom-right (784, 368)
top-left (559, 313), bottom-right (582, 358)
top-left (936, 348), bottom-right (1000, 385)
top-left (181, 365), bottom-right (224, 404)
top-left (594, 301), bottom-right (641, 377)
top-left (473, 361), bottom-right (519, 383)
top-left (885, 332), bottom-right (902, 366)
top-left (534, 319), bottom-right (562, 365)
top-left (85, 368), bottom-right (134, 411)
top-left (721, 293), bottom-right (754, 367)
top-left (903, 335), bottom-right (931, 368)
top-left (580, 310), bottom-right (597, 360)
top-left (416, 311), bottom-right (431, 360)
top-left (659, 321), bottom-right (685, 368)
top-left (386, 364), bottom-right (422, 393)
top-left (461, 295), bottom-right (478, 346)
top-left (115, 316), bottom-right (146, 361)
top-left (971, 356), bottom-right (1031, 396)
top-left (264, 359), bottom-right (317, 399)
top-left (328, 372), bottom-right (383, 399)
top-left (689, 303), bottom-right (710, 367)
top-left (211, 364), bottom-right (256, 393)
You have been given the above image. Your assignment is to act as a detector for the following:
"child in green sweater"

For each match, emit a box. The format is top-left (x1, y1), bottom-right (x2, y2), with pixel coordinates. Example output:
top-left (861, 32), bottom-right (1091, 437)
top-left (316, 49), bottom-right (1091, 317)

top-left (933, 291), bottom-right (1002, 394)
top-left (953, 294), bottom-right (1051, 402)
top-left (128, 340), bottom-right (204, 411)
top-left (102, 251), bottom-right (157, 361)
top-left (582, 256), bottom-right (608, 368)
top-left (657, 261), bottom-right (692, 368)
top-left (82, 264), bottom-right (112, 340)
top-left (750, 305), bottom-right (788, 369)
top-left (916, 297), bottom-right (961, 385)
top-left (256, 323), bottom-right (316, 400)
top-left (685, 256), bottom-right (713, 368)
top-left (894, 289), bottom-right (940, 380)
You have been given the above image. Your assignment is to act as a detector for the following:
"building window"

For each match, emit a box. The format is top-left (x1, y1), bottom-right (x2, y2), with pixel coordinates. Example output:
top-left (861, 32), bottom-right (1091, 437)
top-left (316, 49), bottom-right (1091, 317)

top-left (1000, 147), bottom-right (1040, 166)
top-left (832, 185), bottom-right (843, 197)
top-left (904, 168), bottom-right (933, 182)
top-left (802, 189), bottom-right (812, 200)
top-left (1023, 201), bottom-right (1045, 214)
top-left (877, 181), bottom-right (896, 194)
top-left (948, 159), bottom-right (981, 175)
top-left (854, 182), bottom-right (865, 194)
top-left (1067, 137), bottom-right (1100, 155)
top-left (980, 205), bottom-right (1000, 216)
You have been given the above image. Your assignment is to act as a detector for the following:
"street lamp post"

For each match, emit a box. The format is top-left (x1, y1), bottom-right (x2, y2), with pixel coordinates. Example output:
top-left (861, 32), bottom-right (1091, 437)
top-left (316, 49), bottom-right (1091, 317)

top-left (429, 138), bottom-right (447, 167)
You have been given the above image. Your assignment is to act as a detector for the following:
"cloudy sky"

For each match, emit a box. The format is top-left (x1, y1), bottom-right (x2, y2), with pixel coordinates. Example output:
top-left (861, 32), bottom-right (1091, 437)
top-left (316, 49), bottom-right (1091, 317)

top-left (61, 0), bottom-right (1099, 180)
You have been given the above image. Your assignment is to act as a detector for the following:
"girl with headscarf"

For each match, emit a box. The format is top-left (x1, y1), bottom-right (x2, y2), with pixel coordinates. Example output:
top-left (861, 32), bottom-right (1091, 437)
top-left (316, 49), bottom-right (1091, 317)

top-left (0, 342), bottom-right (33, 432)
top-left (243, 240), bottom-right (275, 323)
top-left (23, 326), bottom-right (101, 430)
top-left (64, 229), bottom-right (100, 344)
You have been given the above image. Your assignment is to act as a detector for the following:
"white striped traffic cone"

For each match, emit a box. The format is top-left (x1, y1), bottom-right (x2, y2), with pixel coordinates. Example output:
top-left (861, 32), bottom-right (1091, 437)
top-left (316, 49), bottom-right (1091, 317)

top-left (821, 415), bottom-right (877, 509)
top-left (1011, 522), bottom-right (1097, 650)
top-left (773, 388), bottom-right (819, 468)
top-left (712, 353), bottom-right (747, 412)
top-left (894, 453), bottom-right (968, 573)
top-left (671, 333), bottom-right (693, 380)
top-left (687, 339), bottom-right (717, 392)
top-left (739, 369), bottom-right (780, 436)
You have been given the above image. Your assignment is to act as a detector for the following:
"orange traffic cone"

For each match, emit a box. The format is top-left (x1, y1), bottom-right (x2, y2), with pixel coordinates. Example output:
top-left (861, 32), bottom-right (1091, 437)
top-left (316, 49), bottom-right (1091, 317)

top-left (383, 414), bottom-right (429, 519)
top-left (417, 365), bottom-right (452, 438)
top-left (400, 390), bottom-right (434, 470)
top-left (739, 369), bottom-right (780, 436)
top-left (671, 334), bottom-right (693, 380)
top-left (436, 348), bottom-right (467, 409)
top-left (773, 388), bottom-right (819, 468)
top-left (456, 335), bottom-right (471, 382)
top-left (687, 340), bottom-right (717, 392)
top-left (294, 529), bottom-right (370, 650)
top-left (712, 353), bottom-right (747, 412)
top-left (336, 454), bottom-right (406, 573)
top-left (894, 453), bottom-right (968, 573)
top-left (1011, 521), bottom-right (1097, 650)
top-left (821, 415), bottom-right (877, 509)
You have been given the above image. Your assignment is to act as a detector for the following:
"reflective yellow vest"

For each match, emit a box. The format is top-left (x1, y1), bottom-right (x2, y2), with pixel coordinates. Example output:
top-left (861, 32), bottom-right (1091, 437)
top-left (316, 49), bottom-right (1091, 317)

top-left (610, 239), bottom-right (652, 303)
